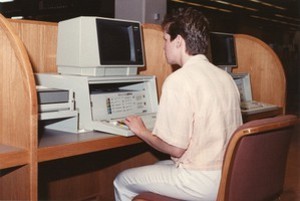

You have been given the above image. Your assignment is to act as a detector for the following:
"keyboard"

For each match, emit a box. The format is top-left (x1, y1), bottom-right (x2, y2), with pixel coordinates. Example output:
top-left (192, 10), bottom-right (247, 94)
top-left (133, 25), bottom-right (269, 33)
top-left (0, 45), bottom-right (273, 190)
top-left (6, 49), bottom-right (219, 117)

top-left (241, 101), bottom-right (279, 115)
top-left (92, 113), bottom-right (156, 137)
top-left (107, 113), bottom-right (156, 130)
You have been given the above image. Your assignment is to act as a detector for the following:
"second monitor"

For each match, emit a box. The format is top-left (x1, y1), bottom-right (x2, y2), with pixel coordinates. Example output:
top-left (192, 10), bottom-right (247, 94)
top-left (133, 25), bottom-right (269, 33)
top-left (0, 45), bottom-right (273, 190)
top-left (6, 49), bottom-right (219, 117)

top-left (210, 32), bottom-right (237, 73)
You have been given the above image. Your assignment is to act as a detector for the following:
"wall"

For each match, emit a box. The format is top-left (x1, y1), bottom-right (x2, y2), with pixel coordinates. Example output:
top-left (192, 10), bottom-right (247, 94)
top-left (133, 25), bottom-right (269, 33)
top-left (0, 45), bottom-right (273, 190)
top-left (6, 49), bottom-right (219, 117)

top-left (115, 0), bottom-right (166, 24)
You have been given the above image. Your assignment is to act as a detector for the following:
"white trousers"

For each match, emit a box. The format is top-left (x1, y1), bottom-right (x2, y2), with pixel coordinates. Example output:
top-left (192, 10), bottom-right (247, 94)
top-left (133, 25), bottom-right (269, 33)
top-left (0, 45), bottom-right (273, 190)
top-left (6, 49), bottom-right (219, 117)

top-left (114, 160), bottom-right (221, 201)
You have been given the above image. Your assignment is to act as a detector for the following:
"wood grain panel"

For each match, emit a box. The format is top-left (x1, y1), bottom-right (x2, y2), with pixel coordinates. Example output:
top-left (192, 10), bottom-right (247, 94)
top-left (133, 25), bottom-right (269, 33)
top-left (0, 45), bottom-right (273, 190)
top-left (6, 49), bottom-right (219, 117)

top-left (8, 19), bottom-right (58, 73)
top-left (0, 166), bottom-right (31, 200)
top-left (140, 24), bottom-right (174, 98)
top-left (233, 34), bottom-right (286, 112)
top-left (0, 14), bottom-right (38, 200)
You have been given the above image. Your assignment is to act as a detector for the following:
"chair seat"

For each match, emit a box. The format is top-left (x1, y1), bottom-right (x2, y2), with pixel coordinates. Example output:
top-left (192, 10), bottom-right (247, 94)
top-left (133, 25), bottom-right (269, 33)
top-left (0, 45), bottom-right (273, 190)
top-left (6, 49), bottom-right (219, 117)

top-left (133, 192), bottom-right (181, 201)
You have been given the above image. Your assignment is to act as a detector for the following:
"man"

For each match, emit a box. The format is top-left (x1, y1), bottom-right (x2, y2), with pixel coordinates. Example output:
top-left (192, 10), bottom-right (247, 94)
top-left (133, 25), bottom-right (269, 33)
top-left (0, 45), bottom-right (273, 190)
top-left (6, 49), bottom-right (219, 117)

top-left (114, 7), bottom-right (242, 201)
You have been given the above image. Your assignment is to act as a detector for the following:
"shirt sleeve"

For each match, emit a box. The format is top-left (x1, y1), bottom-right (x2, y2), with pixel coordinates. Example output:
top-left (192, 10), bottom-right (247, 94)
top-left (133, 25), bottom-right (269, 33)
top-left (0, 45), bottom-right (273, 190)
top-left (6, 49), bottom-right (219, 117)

top-left (152, 75), bottom-right (193, 149)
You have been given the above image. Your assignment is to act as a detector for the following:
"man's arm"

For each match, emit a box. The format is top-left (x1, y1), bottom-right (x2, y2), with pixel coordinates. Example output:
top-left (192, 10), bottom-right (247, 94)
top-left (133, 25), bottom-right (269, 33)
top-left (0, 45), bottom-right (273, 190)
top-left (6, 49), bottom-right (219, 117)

top-left (124, 115), bottom-right (186, 158)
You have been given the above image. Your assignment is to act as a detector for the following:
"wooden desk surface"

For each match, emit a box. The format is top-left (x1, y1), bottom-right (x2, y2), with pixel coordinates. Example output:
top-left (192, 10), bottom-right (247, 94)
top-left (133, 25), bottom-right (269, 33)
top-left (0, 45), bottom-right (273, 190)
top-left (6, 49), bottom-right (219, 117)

top-left (38, 130), bottom-right (142, 162)
top-left (242, 107), bottom-right (283, 122)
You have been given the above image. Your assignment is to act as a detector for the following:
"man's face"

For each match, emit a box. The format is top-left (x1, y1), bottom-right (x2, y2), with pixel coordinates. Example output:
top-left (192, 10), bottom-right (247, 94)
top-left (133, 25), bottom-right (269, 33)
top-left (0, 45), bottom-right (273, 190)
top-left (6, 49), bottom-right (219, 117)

top-left (163, 32), bottom-right (178, 65)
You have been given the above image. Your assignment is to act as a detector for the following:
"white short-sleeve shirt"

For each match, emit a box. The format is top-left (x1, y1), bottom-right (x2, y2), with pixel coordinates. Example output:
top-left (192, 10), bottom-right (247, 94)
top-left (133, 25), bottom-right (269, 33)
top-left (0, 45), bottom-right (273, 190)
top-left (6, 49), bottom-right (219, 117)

top-left (152, 54), bottom-right (242, 170)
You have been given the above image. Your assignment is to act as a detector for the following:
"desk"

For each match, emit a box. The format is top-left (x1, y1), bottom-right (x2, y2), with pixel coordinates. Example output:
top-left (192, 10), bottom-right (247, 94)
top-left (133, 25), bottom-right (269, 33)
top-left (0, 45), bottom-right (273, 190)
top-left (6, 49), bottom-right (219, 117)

top-left (38, 130), bottom-right (142, 162)
top-left (38, 130), bottom-right (162, 200)
top-left (242, 107), bottom-right (283, 122)
top-left (38, 107), bottom-right (283, 200)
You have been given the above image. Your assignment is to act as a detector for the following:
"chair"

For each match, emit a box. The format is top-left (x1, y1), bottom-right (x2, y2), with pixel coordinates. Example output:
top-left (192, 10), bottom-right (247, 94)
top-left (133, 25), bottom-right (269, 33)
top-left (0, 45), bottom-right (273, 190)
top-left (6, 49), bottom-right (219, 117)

top-left (132, 115), bottom-right (298, 201)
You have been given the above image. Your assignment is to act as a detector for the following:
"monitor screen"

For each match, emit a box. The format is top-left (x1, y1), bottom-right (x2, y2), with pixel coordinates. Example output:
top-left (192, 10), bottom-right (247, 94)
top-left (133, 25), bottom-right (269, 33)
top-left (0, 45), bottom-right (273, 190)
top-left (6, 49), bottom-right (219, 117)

top-left (96, 18), bottom-right (144, 66)
top-left (56, 16), bottom-right (145, 76)
top-left (210, 32), bottom-right (237, 71)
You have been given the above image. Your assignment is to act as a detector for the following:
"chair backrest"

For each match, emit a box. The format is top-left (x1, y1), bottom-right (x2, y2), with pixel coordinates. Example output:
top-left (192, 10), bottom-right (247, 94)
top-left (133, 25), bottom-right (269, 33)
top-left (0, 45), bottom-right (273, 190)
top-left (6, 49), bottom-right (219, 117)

top-left (217, 115), bottom-right (298, 201)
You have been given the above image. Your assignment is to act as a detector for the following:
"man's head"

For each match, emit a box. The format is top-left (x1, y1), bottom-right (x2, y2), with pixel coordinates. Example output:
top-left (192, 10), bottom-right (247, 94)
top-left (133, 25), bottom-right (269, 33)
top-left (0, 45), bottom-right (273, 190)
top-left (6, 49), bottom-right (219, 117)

top-left (162, 7), bottom-right (210, 56)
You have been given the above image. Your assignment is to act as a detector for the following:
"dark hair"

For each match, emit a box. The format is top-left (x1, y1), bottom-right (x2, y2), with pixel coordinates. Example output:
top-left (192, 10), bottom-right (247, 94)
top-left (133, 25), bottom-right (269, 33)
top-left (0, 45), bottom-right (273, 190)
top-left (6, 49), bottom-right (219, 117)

top-left (162, 7), bottom-right (210, 55)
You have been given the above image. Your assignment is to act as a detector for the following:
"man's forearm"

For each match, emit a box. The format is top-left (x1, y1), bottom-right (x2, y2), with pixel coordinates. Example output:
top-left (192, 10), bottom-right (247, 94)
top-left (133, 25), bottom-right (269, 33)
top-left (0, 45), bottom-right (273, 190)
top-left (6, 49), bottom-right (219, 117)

top-left (137, 130), bottom-right (186, 158)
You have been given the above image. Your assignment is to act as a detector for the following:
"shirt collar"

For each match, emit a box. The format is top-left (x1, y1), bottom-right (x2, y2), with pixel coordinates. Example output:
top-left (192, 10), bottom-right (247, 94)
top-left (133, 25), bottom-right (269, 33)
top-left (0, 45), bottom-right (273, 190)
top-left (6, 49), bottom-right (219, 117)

top-left (183, 54), bottom-right (208, 67)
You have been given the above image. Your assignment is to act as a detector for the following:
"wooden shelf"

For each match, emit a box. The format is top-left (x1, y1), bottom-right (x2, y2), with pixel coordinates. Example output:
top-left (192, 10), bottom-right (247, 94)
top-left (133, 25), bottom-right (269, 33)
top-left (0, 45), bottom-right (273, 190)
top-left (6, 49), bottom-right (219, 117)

top-left (242, 108), bottom-right (283, 122)
top-left (38, 130), bottom-right (142, 162)
top-left (0, 144), bottom-right (29, 169)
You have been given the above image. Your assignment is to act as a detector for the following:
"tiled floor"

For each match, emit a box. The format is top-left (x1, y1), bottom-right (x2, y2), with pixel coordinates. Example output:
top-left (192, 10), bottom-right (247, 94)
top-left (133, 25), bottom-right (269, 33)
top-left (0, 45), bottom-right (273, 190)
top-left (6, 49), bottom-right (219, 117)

top-left (281, 119), bottom-right (300, 201)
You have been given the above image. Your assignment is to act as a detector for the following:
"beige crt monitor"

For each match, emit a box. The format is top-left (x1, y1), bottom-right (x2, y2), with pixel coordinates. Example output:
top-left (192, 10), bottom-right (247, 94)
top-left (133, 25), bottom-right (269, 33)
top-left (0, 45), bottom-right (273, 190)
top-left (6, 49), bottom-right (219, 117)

top-left (231, 73), bottom-right (252, 102)
top-left (231, 72), bottom-right (278, 115)
top-left (56, 16), bottom-right (145, 76)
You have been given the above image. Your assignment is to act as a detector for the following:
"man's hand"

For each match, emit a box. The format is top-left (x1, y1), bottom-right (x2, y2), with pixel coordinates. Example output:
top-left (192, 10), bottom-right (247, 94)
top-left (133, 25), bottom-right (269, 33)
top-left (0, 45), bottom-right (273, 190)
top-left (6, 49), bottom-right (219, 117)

top-left (124, 115), bottom-right (149, 137)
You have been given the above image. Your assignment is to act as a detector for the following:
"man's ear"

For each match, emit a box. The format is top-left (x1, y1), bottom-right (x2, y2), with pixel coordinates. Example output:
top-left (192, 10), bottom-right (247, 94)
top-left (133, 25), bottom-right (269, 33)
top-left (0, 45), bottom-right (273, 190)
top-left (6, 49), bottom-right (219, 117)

top-left (175, 35), bottom-right (183, 48)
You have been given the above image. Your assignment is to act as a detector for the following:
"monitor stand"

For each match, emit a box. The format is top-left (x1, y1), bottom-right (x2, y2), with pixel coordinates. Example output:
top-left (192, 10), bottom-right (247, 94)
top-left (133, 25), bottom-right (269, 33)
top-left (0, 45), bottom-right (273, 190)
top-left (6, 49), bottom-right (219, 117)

top-left (222, 66), bottom-right (233, 73)
top-left (219, 66), bottom-right (237, 74)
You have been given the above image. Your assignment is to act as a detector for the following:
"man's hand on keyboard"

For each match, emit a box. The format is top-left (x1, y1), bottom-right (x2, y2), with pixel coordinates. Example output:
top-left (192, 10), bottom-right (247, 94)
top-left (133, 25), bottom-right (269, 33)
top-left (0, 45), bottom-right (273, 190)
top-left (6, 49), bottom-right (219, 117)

top-left (124, 115), bottom-right (149, 137)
